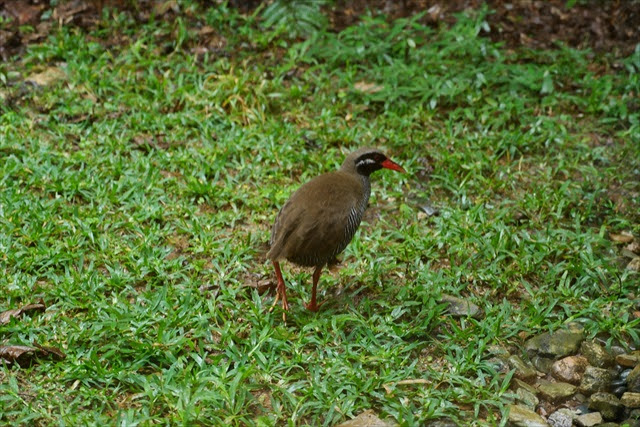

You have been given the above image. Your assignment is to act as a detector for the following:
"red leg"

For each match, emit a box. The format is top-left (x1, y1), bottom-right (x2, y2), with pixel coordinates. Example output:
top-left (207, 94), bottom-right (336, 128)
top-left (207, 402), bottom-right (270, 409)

top-left (305, 265), bottom-right (323, 312)
top-left (272, 261), bottom-right (289, 318)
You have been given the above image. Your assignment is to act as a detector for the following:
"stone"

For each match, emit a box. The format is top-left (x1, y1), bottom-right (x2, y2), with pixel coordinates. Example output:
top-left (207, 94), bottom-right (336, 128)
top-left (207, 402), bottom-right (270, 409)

top-left (507, 404), bottom-right (548, 427)
top-left (628, 364), bottom-right (640, 392)
top-left (424, 421), bottom-right (457, 427)
top-left (580, 366), bottom-right (616, 394)
top-left (628, 257), bottom-right (640, 271)
top-left (337, 410), bottom-right (396, 427)
top-left (509, 355), bottom-right (538, 381)
top-left (547, 408), bottom-right (574, 427)
top-left (617, 353), bottom-right (640, 368)
top-left (536, 379), bottom-right (576, 402)
top-left (516, 387), bottom-right (539, 409)
top-left (439, 294), bottom-right (481, 318)
top-left (531, 355), bottom-right (555, 374)
top-left (589, 392), bottom-right (623, 420)
top-left (574, 412), bottom-right (602, 427)
top-left (581, 340), bottom-right (615, 368)
top-left (514, 378), bottom-right (539, 395)
top-left (487, 345), bottom-right (511, 357)
top-left (525, 327), bottom-right (584, 359)
top-left (622, 392), bottom-right (640, 408)
top-left (551, 355), bottom-right (588, 384)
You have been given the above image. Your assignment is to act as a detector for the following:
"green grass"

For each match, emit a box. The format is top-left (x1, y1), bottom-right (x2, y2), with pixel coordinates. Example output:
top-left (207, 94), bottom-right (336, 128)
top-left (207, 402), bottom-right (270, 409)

top-left (1, 3), bottom-right (639, 425)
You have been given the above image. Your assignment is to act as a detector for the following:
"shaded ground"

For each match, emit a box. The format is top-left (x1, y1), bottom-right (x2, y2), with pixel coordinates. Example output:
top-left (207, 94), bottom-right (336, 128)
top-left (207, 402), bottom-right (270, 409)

top-left (1, 0), bottom-right (639, 61)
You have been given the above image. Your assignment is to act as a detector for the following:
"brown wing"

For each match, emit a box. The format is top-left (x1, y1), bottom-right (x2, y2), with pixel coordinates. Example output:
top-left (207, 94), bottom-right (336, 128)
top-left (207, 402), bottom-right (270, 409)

top-left (267, 171), bottom-right (363, 266)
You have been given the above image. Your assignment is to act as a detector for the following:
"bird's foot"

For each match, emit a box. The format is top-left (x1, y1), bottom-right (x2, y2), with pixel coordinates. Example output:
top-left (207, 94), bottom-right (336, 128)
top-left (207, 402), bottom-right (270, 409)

top-left (268, 292), bottom-right (280, 312)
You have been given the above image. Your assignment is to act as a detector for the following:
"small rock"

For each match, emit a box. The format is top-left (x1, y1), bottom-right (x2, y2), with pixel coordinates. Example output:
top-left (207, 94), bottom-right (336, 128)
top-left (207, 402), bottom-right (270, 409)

top-left (612, 385), bottom-right (627, 397)
top-left (337, 410), bottom-right (396, 427)
top-left (622, 392), bottom-right (640, 408)
top-left (551, 355), bottom-right (588, 384)
top-left (424, 420), bottom-right (457, 427)
top-left (628, 365), bottom-right (640, 392)
top-left (525, 327), bottom-right (584, 359)
top-left (507, 404), bottom-right (548, 427)
top-left (487, 345), bottom-right (511, 357)
top-left (547, 408), bottom-right (574, 427)
top-left (589, 392), bottom-right (623, 420)
top-left (580, 366), bottom-right (616, 394)
top-left (531, 355), bottom-right (555, 374)
top-left (516, 387), bottom-right (539, 409)
top-left (439, 294), bottom-right (481, 318)
top-left (514, 378), bottom-right (540, 395)
top-left (581, 341), bottom-right (615, 368)
top-left (537, 379), bottom-right (576, 402)
top-left (628, 257), bottom-right (640, 271)
top-left (509, 355), bottom-right (538, 381)
top-left (574, 412), bottom-right (603, 427)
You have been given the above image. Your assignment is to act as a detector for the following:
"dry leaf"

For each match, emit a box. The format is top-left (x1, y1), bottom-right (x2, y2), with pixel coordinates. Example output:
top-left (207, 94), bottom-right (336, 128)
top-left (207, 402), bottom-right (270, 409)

top-left (353, 81), bottom-right (383, 94)
top-left (0, 301), bottom-right (46, 325)
top-left (627, 257), bottom-right (640, 271)
top-left (0, 343), bottom-right (66, 367)
top-left (625, 241), bottom-right (640, 254)
top-left (198, 26), bottom-right (215, 36)
top-left (337, 409), bottom-right (395, 427)
top-left (610, 231), bottom-right (634, 244)
top-left (154, 0), bottom-right (179, 16)
top-left (25, 67), bottom-right (67, 87)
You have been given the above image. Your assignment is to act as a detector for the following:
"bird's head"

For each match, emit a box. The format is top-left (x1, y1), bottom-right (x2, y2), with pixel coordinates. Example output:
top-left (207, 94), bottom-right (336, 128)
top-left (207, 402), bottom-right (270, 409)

top-left (342, 147), bottom-right (405, 176)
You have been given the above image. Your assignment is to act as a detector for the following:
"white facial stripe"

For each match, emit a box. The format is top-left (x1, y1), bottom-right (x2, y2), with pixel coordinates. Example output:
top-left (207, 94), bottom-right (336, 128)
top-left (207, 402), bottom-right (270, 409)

top-left (355, 158), bottom-right (376, 168)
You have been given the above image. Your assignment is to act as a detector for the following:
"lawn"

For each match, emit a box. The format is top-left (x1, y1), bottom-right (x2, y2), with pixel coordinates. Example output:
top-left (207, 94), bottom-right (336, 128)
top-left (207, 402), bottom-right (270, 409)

top-left (1, 2), bottom-right (639, 425)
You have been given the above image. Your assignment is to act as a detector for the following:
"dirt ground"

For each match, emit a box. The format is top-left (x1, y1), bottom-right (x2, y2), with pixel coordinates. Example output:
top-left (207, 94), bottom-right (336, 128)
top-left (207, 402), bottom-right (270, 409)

top-left (1, 0), bottom-right (639, 61)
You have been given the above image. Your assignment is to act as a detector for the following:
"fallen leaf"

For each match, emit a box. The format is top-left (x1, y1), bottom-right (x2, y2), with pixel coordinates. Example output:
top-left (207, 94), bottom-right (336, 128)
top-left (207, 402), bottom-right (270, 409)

top-left (0, 342), bottom-right (66, 367)
top-left (0, 345), bottom-right (36, 366)
top-left (418, 204), bottom-right (440, 217)
top-left (627, 257), bottom-right (640, 271)
top-left (0, 301), bottom-right (46, 325)
top-left (32, 342), bottom-right (66, 360)
top-left (25, 67), bottom-right (67, 87)
top-left (625, 241), bottom-right (640, 254)
top-left (243, 273), bottom-right (276, 295)
top-left (7, 2), bottom-right (44, 25)
top-left (610, 231), bottom-right (634, 244)
top-left (353, 81), bottom-right (383, 94)
top-left (383, 378), bottom-right (431, 394)
top-left (154, 0), bottom-right (179, 16)
top-left (337, 409), bottom-right (396, 427)
top-left (198, 26), bottom-right (216, 36)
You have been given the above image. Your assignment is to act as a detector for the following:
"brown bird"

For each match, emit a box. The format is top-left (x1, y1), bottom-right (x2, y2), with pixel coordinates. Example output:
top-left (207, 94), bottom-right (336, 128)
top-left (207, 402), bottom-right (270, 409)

top-left (267, 147), bottom-right (405, 319)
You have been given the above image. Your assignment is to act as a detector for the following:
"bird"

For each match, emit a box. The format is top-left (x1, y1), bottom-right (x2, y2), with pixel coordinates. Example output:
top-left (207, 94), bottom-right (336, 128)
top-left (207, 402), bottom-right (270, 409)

top-left (267, 147), bottom-right (405, 319)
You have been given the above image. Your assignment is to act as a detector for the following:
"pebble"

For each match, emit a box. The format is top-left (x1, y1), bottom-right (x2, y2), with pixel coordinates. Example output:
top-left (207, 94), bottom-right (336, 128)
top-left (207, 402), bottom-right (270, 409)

top-left (580, 366), bottom-right (616, 394)
top-left (536, 379), bottom-right (576, 402)
top-left (547, 408), bottom-right (574, 427)
top-left (581, 340), bottom-right (615, 368)
top-left (551, 355), bottom-right (588, 384)
top-left (589, 392), bottom-right (623, 420)
top-left (507, 404), bottom-right (548, 427)
top-left (622, 392), bottom-right (640, 408)
top-left (574, 412), bottom-right (602, 427)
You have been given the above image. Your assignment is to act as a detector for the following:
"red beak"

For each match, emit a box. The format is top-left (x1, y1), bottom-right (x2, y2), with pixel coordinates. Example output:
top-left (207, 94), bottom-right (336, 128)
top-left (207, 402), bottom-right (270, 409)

top-left (381, 158), bottom-right (405, 173)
